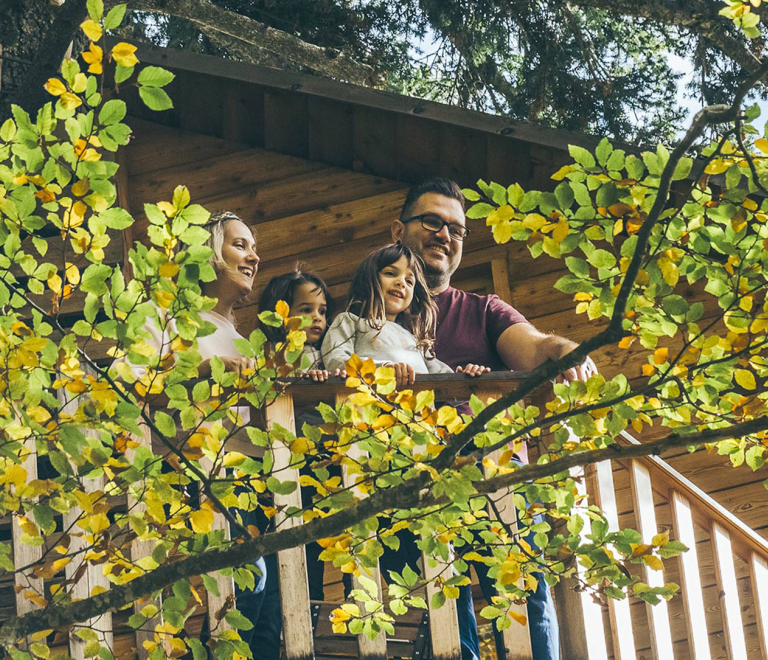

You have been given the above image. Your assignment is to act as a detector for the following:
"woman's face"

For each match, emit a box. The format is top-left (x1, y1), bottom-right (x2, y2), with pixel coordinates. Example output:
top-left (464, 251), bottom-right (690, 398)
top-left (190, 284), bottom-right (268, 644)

top-left (218, 220), bottom-right (259, 296)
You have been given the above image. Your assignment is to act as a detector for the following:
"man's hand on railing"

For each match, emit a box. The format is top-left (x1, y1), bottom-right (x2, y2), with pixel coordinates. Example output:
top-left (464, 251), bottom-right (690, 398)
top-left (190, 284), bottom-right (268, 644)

top-left (301, 368), bottom-right (345, 382)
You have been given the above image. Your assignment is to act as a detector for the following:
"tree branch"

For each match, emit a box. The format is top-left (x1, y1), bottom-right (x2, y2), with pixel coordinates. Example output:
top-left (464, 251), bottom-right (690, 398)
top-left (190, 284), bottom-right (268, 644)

top-left (556, 0), bottom-right (763, 75)
top-left (118, 0), bottom-right (373, 84)
top-left (10, 0), bottom-right (89, 114)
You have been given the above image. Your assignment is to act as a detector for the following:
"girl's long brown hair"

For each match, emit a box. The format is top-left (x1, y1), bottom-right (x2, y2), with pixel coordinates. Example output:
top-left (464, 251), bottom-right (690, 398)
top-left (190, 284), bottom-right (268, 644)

top-left (347, 244), bottom-right (438, 357)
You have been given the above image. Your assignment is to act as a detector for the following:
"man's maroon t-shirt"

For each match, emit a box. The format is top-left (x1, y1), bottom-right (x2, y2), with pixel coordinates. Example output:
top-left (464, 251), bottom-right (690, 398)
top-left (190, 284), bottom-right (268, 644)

top-left (433, 287), bottom-right (528, 371)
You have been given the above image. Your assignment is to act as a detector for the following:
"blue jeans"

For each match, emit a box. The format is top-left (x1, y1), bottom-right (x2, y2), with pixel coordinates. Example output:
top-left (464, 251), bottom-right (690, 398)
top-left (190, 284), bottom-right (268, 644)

top-left (238, 553), bottom-right (282, 660)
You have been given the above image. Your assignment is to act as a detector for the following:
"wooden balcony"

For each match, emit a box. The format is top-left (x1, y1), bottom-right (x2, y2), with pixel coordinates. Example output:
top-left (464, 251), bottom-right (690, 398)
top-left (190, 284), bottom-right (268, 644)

top-left (6, 374), bottom-right (767, 659)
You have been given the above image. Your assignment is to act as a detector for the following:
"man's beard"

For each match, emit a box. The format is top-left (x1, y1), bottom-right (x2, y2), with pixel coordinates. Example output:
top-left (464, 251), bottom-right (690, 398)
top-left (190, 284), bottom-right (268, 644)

top-left (425, 268), bottom-right (450, 292)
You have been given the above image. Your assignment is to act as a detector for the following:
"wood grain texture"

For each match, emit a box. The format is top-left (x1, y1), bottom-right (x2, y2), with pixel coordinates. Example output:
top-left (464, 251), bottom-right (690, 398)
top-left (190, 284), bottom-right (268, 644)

top-left (266, 394), bottom-right (315, 659)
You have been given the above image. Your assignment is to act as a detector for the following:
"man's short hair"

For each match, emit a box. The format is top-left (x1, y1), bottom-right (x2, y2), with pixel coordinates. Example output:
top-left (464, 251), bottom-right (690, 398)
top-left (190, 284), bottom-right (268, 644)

top-left (399, 178), bottom-right (465, 223)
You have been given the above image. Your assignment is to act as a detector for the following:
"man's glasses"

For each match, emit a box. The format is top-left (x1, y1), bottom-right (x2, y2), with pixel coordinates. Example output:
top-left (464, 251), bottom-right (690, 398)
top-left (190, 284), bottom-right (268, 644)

top-left (402, 214), bottom-right (470, 241)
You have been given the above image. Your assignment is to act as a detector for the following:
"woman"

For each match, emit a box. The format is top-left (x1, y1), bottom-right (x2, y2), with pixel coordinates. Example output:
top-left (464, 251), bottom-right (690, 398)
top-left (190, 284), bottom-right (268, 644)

top-left (120, 211), bottom-right (280, 656)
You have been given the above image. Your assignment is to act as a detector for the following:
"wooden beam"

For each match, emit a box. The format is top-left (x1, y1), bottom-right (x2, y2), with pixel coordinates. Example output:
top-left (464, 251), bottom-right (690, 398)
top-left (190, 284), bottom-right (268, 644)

top-left (131, 43), bottom-right (603, 154)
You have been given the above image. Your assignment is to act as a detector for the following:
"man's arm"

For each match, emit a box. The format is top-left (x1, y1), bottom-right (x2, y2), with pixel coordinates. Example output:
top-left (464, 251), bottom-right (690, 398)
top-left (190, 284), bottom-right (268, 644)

top-left (495, 323), bottom-right (597, 382)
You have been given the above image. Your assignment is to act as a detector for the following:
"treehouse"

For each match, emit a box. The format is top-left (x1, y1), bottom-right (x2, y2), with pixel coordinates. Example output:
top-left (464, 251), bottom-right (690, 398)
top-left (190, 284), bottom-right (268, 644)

top-left (4, 41), bottom-right (768, 660)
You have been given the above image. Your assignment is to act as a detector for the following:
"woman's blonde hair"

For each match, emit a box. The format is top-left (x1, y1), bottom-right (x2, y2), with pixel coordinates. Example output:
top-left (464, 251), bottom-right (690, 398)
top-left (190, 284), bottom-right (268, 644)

top-left (347, 244), bottom-right (438, 357)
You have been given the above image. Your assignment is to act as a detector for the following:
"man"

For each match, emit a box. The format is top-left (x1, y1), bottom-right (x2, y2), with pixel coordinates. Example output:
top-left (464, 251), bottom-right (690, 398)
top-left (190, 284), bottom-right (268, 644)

top-left (390, 177), bottom-right (597, 660)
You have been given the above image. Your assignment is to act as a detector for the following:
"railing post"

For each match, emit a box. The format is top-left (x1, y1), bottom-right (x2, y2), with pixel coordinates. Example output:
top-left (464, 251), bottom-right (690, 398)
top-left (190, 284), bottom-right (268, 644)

top-left (711, 522), bottom-right (748, 660)
top-left (669, 491), bottom-right (712, 660)
top-left (12, 438), bottom-right (43, 618)
top-left (552, 464), bottom-right (609, 660)
top-left (628, 460), bottom-right (674, 660)
top-left (127, 418), bottom-right (165, 658)
top-left (267, 393), bottom-right (315, 660)
top-left (592, 460), bottom-right (637, 660)
top-left (480, 385), bottom-right (532, 660)
top-left (750, 553), bottom-right (768, 660)
top-left (335, 393), bottom-right (388, 660)
top-left (56, 379), bottom-right (114, 658)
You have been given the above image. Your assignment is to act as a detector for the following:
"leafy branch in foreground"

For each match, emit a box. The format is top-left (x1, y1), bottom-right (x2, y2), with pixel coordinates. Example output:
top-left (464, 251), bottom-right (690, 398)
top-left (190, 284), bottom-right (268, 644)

top-left (0, 1), bottom-right (767, 658)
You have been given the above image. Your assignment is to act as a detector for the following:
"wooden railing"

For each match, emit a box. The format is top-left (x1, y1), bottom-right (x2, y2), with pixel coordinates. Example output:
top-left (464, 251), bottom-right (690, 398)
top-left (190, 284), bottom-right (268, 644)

top-left (6, 374), bottom-right (768, 660)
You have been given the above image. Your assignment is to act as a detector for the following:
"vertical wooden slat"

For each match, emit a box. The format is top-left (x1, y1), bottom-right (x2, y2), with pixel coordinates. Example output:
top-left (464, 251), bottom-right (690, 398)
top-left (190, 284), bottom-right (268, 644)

top-left (669, 491), bottom-right (711, 660)
top-left (572, 465), bottom-right (609, 660)
top-left (711, 522), bottom-right (748, 660)
top-left (481, 385), bottom-right (532, 660)
top-left (423, 551), bottom-right (461, 660)
top-left (267, 394), bottom-right (314, 660)
top-left (127, 418), bottom-right (164, 659)
top-left (13, 439), bottom-right (43, 616)
top-left (592, 461), bottom-right (636, 660)
top-left (629, 460), bottom-right (674, 660)
top-left (750, 553), bottom-right (768, 660)
top-left (57, 382), bottom-right (114, 657)
top-left (335, 393), bottom-right (387, 660)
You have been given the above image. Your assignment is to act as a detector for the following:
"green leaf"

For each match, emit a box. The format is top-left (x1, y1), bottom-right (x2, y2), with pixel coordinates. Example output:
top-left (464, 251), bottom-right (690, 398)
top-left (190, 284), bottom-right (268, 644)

top-left (595, 137), bottom-right (612, 166)
top-left (138, 87), bottom-right (173, 111)
top-left (114, 65), bottom-right (133, 85)
top-left (138, 66), bottom-right (176, 88)
top-left (554, 182), bottom-right (574, 209)
top-left (0, 119), bottom-right (16, 142)
top-left (225, 610), bottom-right (254, 631)
top-left (98, 99), bottom-right (126, 126)
top-left (104, 4), bottom-right (127, 30)
top-left (187, 639), bottom-right (206, 660)
top-left (587, 249), bottom-right (615, 269)
top-left (569, 144), bottom-right (596, 169)
top-left (100, 207), bottom-right (133, 229)
top-left (465, 203), bottom-right (494, 219)
top-left (154, 410), bottom-right (176, 438)
top-left (87, 0), bottom-right (104, 21)
top-left (462, 188), bottom-right (481, 201)
top-left (672, 157), bottom-right (693, 181)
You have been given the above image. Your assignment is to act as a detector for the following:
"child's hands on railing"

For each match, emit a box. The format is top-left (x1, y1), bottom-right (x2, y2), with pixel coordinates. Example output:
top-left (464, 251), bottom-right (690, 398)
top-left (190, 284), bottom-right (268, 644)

top-left (302, 368), bottom-right (346, 381)
top-left (456, 363), bottom-right (491, 377)
top-left (386, 362), bottom-right (416, 389)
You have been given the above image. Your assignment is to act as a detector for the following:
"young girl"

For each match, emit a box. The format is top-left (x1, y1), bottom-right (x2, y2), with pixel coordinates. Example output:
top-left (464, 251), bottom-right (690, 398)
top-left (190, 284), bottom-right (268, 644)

top-left (258, 268), bottom-right (338, 380)
top-left (258, 268), bottom-right (350, 601)
top-left (322, 244), bottom-right (452, 387)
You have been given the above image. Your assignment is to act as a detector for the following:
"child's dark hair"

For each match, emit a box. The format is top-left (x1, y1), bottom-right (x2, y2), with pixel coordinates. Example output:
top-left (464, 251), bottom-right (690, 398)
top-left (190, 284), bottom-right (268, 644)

top-left (258, 267), bottom-right (335, 343)
top-left (347, 244), bottom-right (437, 356)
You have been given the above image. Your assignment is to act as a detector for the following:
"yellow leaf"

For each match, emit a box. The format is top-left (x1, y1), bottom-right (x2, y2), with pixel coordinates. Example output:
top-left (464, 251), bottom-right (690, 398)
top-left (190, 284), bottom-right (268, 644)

top-left (551, 165), bottom-right (574, 181)
top-left (653, 347), bottom-right (669, 364)
top-left (641, 363), bottom-right (655, 377)
top-left (190, 509), bottom-right (213, 534)
top-left (491, 221), bottom-right (513, 244)
top-left (44, 78), bottom-right (67, 97)
top-left (652, 530), bottom-right (669, 547)
top-left (64, 263), bottom-right (80, 286)
top-left (551, 216), bottom-right (569, 243)
top-left (618, 336), bottom-right (635, 349)
top-left (48, 273), bottom-right (62, 295)
top-left (658, 258), bottom-right (679, 287)
top-left (275, 300), bottom-right (290, 320)
top-left (509, 610), bottom-right (528, 626)
top-left (81, 20), bottom-right (103, 41)
top-left (642, 555), bottom-right (664, 571)
top-left (159, 261), bottom-right (179, 278)
top-left (72, 178), bottom-right (90, 197)
top-left (111, 42), bottom-right (139, 67)
top-left (704, 159), bottom-right (730, 175)
top-left (486, 205), bottom-right (514, 225)
top-left (60, 92), bottom-right (83, 110)
top-left (755, 138), bottom-right (768, 153)
top-left (735, 369), bottom-right (756, 390)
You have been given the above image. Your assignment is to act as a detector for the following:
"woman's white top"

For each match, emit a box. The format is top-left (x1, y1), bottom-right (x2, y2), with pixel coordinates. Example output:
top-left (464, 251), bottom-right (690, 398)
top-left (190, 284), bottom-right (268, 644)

top-left (321, 312), bottom-right (452, 375)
